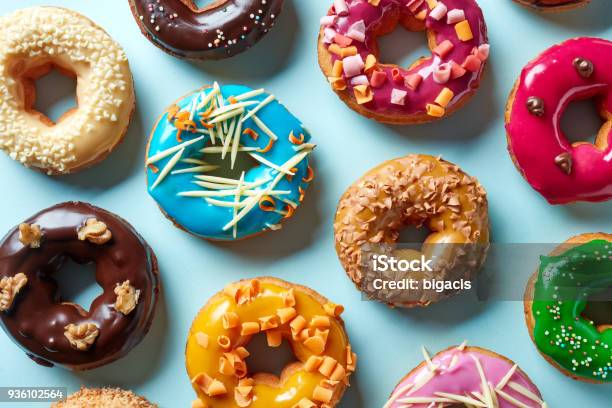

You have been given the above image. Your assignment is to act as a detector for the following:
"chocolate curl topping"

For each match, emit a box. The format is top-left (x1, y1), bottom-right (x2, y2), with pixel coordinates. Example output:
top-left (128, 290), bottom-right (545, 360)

top-left (526, 96), bottom-right (545, 117)
top-left (573, 57), bottom-right (594, 79)
top-left (554, 152), bottom-right (573, 175)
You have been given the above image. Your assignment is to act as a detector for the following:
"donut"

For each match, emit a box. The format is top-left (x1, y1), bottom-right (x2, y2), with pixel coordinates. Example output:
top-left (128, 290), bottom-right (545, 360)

top-left (185, 277), bottom-right (356, 408)
top-left (0, 7), bottom-right (135, 175)
top-left (384, 344), bottom-right (547, 407)
top-left (128, 0), bottom-right (284, 60)
top-left (513, 0), bottom-right (591, 12)
top-left (0, 202), bottom-right (159, 370)
top-left (505, 37), bottom-right (612, 204)
top-left (52, 387), bottom-right (156, 408)
top-left (145, 82), bottom-right (314, 240)
top-left (317, 0), bottom-right (489, 124)
top-left (334, 154), bottom-right (489, 307)
top-left (524, 233), bottom-right (611, 383)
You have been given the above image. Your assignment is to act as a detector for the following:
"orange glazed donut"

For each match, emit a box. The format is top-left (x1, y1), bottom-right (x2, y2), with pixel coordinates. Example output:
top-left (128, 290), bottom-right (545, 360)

top-left (0, 7), bottom-right (135, 175)
top-left (513, 0), bottom-right (591, 12)
top-left (334, 155), bottom-right (489, 307)
top-left (185, 277), bottom-right (356, 408)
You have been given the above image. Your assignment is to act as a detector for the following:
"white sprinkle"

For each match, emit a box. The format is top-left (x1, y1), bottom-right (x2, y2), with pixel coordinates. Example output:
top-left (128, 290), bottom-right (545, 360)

top-left (151, 148), bottom-right (184, 190)
top-left (146, 136), bottom-right (204, 165)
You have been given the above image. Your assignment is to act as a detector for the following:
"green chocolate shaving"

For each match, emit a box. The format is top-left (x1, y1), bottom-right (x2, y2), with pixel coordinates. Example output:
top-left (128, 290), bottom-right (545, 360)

top-left (532, 240), bottom-right (611, 382)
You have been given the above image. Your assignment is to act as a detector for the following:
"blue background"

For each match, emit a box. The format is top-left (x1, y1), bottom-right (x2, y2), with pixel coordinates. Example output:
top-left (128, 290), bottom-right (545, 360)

top-left (0, 0), bottom-right (610, 406)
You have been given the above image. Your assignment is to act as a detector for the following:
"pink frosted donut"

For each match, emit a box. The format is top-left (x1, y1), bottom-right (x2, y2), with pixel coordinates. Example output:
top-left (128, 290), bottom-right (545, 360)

top-left (505, 37), bottom-right (612, 204)
top-left (318, 0), bottom-right (489, 124)
top-left (384, 345), bottom-right (546, 408)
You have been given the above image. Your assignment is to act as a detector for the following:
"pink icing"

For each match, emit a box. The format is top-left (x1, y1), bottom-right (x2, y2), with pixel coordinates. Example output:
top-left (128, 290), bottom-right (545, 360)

top-left (387, 347), bottom-right (544, 408)
top-left (322, 0), bottom-right (489, 116)
top-left (506, 37), bottom-right (612, 204)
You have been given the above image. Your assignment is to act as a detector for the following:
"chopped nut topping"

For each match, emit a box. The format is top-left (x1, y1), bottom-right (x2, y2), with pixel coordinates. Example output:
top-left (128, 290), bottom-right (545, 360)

top-left (114, 280), bottom-right (140, 315)
top-left (18, 223), bottom-right (43, 248)
top-left (0, 273), bottom-right (28, 312)
top-left (64, 323), bottom-right (100, 351)
top-left (78, 218), bottom-right (112, 245)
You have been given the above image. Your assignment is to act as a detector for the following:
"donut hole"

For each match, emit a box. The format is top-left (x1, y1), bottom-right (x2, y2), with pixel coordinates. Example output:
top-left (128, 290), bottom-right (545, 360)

top-left (581, 288), bottom-right (612, 332)
top-left (560, 97), bottom-right (606, 146)
top-left (204, 147), bottom-right (258, 180)
top-left (397, 225), bottom-right (432, 244)
top-left (12, 61), bottom-right (78, 126)
top-left (376, 19), bottom-right (431, 69)
top-left (52, 258), bottom-right (102, 314)
top-left (244, 333), bottom-right (297, 379)
top-left (366, 9), bottom-right (431, 69)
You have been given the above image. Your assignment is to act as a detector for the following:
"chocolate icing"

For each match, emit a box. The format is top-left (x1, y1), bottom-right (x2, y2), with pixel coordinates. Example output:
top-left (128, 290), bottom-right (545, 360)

top-left (0, 202), bottom-right (159, 370)
top-left (128, 0), bottom-right (284, 59)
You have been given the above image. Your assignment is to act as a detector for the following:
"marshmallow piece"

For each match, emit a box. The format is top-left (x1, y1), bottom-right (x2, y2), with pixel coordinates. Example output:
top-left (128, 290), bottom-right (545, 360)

top-left (455, 20), bottom-right (474, 42)
top-left (334, 33), bottom-right (353, 47)
top-left (447, 9), bottom-right (465, 24)
top-left (320, 15), bottom-right (337, 26)
top-left (433, 63), bottom-right (451, 84)
top-left (462, 54), bottom-right (481, 72)
top-left (350, 75), bottom-right (369, 86)
top-left (429, 2), bottom-right (448, 21)
top-left (323, 28), bottom-right (336, 44)
top-left (346, 20), bottom-right (366, 42)
top-left (391, 89), bottom-right (408, 105)
top-left (433, 40), bottom-right (454, 59)
top-left (405, 73), bottom-right (423, 90)
top-left (476, 44), bottom-right (490, 61)
top-left (343, 54), bottom-right (365, 77)
top-left (334, 0), bottom-right (349, 16)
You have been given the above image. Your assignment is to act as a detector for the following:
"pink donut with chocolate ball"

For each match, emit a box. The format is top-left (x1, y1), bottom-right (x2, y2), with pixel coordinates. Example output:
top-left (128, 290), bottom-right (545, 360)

top-left (317, 0), bottom-right (489, 124)
top-left (505, 37), bottom-right (612, 204)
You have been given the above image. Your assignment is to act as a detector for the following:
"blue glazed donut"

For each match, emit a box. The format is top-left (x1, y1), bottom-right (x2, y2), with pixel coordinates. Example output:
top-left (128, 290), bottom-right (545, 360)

top-left (145, 83), bottom-right (314, 240)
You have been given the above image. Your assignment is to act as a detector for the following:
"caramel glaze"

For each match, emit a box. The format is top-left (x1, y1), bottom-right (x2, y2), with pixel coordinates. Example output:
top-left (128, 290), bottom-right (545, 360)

top-left (0, 202), bottom-right (159, 370)
top-left (128, 0), bottom-right (284, 60)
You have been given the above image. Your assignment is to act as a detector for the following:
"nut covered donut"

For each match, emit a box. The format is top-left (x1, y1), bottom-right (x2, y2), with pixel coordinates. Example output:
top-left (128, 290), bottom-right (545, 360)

top-left (334, 154), bottom-right (489, 307)
top-left (0, 202), bottom-right (159, 370)
top-left (128, 0), bottom-right (284, 60)
top-left (506, 38), bottom-right (612, 204)
top-left (524, 233), bottom-right (611, 383)
top-left (384, 344), bottom-right (547, 407)
top-left (318, 0), bottom-right (489, 124)
top-left (53, 387), bottom-right (157, 408)
top-left (513, 0), bottom-right (591, 12)
top-left (186, 277), bottom-right (356, 408)
top-left (0, 7), bottom-right (135, 175)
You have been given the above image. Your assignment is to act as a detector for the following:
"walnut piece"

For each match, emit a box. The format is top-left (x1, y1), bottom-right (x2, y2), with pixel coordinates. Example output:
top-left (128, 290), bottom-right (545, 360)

top-left (18, 223), bottom-right (42, 248)
top-left (114, 280), bottom-right (140, 315)
top-left (78, 218), bottom-right (112, 245)
top-left (64, 323), bottom-right (99, 351)
top-left (0, 273), bottom-right (28, 312)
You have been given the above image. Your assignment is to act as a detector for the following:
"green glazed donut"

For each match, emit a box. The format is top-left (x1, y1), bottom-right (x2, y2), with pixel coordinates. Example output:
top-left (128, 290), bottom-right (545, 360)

top-left (524, 233), bottom-right (611, 383)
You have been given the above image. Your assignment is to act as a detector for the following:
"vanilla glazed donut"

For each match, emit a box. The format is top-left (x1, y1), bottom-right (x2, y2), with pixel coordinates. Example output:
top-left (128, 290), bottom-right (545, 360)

top-left (145, 82), bottom-right (314, 241)
top-left (0, 202), bottom-right (159, 370)
top-left (384, 344), bottom-right (547, 407)
top-left (52, 387), bottom-right (157, 408)
top-left (505, 38), bottom-right (612, 204)
top-left (318, 0), bottom-right (489, 124)
top-left (0, 7), bottom-right (135, 175)
top-left (524, 233), bottom-right (611, 383)
top-left (128, 0), bottom-right (284, 60)
top-left (334, 154), bottom-right (489, 307)
top-left (185, 277), bottom-right (356, 408)
top-left (513, 0), bottom-right (591, 12)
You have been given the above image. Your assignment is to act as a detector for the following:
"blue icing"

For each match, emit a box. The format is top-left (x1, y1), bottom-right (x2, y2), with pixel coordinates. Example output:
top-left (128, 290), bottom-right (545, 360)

top-left (146, 84), bottom-right (313, 240)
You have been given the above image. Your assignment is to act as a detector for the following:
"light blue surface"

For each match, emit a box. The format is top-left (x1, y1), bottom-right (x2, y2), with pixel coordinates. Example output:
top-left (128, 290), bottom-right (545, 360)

top-left (0, 1), bottom-right (610, 407)
top-left (146, 84), bottom-right (312, 240)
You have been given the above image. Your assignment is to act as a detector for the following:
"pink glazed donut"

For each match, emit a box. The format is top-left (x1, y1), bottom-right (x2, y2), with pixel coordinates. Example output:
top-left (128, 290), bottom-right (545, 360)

top-left (384, 345), bottom-right (547, 408)
top-left (505, 37), bottom-right (612, 204)
top-left (318, 0), bottom-right (489, 124)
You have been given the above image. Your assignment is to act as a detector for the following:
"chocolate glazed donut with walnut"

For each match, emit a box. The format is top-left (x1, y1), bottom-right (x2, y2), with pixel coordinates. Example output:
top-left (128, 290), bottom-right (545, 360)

top-left (0, 202), bottom-right (159, 371)
top-left (128, 0), bottom-right (284, 60)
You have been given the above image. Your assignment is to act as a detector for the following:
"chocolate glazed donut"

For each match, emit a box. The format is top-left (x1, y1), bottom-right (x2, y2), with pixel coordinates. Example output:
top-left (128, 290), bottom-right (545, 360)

top-left (0, 202), bottom-right (159, 370)
top-left (128, 0), bottom-right (284, 60)
top-left (514, 0), bottom-right (591, 12)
